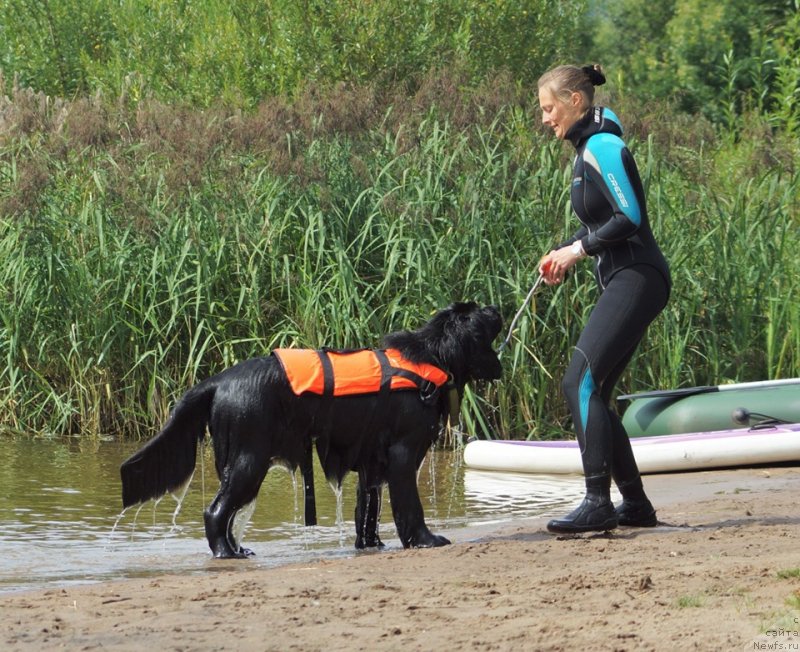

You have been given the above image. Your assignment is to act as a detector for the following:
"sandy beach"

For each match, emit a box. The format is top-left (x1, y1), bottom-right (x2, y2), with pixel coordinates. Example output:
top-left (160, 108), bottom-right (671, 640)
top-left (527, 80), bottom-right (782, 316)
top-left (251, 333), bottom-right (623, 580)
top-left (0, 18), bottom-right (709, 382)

top-left (3, 465), bottom-right (800, 651)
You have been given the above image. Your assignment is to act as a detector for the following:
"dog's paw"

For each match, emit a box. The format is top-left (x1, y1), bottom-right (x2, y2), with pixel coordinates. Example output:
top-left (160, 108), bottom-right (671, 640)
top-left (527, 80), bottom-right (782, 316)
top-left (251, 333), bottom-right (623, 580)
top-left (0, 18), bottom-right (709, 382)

top-left (211, 544), bottom-right (256, 559)
top-left (409, 532), bottom-right (451, 548)
top-left (355, 536), bottom-right (385, 550)
top-left (428, 534), bottom-right (450, 548)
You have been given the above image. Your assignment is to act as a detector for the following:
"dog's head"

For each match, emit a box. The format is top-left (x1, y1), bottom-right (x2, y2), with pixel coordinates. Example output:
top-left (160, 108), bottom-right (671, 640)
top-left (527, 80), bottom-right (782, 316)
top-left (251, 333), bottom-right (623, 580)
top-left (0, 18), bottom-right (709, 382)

top-left (384, 302), bottom-right (503, 385)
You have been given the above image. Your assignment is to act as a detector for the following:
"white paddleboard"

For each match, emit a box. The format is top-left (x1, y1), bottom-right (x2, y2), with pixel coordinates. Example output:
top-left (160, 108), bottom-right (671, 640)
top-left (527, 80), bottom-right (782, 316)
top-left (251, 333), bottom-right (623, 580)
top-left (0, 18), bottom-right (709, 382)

top-left (463, 423), bottom-right (800, 475)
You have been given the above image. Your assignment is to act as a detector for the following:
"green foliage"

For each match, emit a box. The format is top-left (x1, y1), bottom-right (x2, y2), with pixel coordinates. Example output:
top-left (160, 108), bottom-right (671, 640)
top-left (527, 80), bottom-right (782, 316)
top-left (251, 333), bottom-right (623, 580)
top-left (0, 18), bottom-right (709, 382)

top-left (675, 594), bottom-right (703, 608)
top-left (0, 0), bottom-right (798, 440)
top-left (666, 0), bottom-right (746, 116)
top-left (588, 0), bottom-right (677, 100)
top-left (0, 76), bottom-right (797, 439)
top-left (586, 0), bottom-right (799, 124)
top-left (769, 4), bottom-right (800, 136)
top-left (0, 0), bottom-right (585, 105)
top-left (0, 0), bottom-right (115, 96)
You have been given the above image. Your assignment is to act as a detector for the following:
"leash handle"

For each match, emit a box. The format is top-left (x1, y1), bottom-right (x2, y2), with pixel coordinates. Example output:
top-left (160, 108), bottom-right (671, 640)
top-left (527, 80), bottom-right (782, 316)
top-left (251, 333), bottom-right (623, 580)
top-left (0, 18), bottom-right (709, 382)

top-left (498, 272), bottom-right (545, 354)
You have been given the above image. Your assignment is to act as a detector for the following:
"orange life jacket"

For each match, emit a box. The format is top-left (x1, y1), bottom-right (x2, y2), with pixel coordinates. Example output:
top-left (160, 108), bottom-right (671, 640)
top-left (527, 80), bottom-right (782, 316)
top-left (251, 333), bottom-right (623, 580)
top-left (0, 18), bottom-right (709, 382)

top-left (273, 348), bottom-right (449, 399)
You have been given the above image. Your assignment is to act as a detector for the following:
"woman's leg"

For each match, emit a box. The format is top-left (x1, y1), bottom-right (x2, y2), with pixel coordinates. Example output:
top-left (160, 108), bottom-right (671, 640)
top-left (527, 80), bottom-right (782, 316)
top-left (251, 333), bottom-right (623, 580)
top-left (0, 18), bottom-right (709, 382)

top-left (547, 265), bottom-right (668, 533)
top-left (600, 347), bottom-right (658, 526)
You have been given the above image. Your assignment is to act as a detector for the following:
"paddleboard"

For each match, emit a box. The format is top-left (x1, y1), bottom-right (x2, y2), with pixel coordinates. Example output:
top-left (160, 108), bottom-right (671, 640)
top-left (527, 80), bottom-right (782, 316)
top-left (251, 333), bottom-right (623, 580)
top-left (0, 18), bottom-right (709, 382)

top-left (463, 423), bottom-right (800, 475)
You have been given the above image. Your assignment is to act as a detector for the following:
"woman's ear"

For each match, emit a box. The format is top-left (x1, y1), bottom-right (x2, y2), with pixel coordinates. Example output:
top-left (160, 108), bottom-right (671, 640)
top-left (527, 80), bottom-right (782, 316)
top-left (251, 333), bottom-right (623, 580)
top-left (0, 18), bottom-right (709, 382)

top-left (570, 91), bottom-right (583, 108)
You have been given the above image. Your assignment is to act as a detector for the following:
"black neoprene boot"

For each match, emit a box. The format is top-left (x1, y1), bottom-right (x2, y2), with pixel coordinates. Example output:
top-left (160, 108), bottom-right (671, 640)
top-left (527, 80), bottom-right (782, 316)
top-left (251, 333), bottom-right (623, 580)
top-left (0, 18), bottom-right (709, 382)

top-left (614, 476), bottom-right (657, 527)
top-left (547, 474), bottom-right (618, 534)
top-left (615, 499), bottom-right (657, 527)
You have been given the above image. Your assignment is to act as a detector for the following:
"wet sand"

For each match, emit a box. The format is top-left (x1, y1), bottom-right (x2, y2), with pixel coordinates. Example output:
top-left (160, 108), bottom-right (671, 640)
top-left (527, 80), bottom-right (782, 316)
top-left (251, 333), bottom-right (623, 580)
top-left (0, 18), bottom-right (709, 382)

top-left (3, 466), bottom-right (800, 651)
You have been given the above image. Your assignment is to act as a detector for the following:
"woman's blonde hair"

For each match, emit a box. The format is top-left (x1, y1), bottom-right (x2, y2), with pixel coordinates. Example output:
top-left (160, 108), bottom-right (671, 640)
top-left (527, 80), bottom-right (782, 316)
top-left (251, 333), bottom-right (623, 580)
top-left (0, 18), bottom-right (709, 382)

top-left (538, 64), bottom-right (606, 110)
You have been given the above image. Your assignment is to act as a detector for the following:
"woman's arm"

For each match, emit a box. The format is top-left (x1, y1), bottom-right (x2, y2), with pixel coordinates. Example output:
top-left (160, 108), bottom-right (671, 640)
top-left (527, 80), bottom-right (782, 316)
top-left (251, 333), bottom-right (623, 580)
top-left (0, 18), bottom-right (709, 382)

top-left (580, 134), bottom-right (644, 255)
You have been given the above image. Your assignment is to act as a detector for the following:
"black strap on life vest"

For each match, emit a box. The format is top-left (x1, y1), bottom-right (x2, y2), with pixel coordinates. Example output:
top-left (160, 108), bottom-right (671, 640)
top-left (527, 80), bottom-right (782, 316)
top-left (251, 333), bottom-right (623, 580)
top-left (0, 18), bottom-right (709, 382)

top-left (302, 348), bottom-right (342, 527)
top-left (312, 347), bottom-right (443, 403)
top-left (372, 349), bottom-right (441, 405)
top-left (374, 350), bottom-right (461, 433)
top-left (318, 348), bottom-right (336, 395)
top-left (308, 346), bottom-right (457, 431)
top-left (301, 348), bottom-right (455, 528)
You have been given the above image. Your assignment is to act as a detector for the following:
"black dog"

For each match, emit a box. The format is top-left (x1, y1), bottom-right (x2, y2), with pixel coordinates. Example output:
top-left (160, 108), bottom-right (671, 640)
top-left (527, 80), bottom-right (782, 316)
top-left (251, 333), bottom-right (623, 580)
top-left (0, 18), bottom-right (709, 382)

top-left (120, 302), bottom-right (502, 558)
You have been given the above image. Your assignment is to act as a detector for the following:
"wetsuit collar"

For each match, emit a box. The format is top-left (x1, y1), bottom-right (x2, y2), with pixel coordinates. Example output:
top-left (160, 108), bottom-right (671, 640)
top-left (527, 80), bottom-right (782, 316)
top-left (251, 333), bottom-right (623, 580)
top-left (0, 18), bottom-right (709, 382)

top-left (566, 106), bottom-right (623, 149)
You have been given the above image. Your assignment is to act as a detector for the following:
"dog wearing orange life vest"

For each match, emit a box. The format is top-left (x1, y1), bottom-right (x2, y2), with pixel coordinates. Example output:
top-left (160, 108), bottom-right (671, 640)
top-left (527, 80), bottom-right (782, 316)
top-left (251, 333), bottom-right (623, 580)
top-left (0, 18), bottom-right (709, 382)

top-left (120, 302), bottom-right (502, 558)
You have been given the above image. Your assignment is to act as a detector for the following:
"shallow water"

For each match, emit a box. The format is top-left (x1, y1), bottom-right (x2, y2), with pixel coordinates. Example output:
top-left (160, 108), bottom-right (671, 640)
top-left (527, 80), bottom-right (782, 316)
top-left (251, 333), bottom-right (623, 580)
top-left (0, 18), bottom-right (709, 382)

top-left (0, 435), bottom-right (586, 595)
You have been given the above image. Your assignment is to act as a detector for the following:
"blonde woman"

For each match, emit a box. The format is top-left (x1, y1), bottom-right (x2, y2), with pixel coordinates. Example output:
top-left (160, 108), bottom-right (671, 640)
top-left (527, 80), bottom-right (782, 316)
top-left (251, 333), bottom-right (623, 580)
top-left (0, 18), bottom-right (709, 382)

top-left (537, 65), bottom-right (671, 533)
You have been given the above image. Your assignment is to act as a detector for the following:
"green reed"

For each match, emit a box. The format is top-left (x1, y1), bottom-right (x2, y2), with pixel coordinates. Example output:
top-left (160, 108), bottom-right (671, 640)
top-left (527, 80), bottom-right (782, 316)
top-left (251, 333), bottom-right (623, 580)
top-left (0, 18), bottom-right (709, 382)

top-left (0, 100), bottom-right (797, 440)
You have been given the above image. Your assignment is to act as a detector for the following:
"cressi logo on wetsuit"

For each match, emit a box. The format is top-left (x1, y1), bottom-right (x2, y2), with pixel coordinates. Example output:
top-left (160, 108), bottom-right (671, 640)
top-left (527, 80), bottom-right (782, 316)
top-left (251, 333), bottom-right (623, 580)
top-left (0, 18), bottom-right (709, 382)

top-left (273, 348), bottom-right (449, 400)
top-left (563, 106), bottom-right (670, 290)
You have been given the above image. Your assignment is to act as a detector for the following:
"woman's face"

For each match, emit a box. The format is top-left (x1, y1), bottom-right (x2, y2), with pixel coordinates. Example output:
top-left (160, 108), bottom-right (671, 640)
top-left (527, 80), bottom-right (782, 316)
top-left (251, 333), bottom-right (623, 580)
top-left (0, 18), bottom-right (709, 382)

top-left (538, 86), bottom-right (584, 140)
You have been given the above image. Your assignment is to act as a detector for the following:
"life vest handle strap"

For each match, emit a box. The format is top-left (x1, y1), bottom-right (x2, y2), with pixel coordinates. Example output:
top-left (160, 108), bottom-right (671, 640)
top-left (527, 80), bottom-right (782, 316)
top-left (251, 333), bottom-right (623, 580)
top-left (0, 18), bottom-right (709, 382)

top-left (316, 349), bottom-right (335, 395)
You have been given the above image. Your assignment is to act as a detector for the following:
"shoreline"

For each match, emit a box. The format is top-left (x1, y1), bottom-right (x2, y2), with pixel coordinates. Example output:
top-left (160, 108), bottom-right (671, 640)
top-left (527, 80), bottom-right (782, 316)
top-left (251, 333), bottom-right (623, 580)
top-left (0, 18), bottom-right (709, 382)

top-left (4, 466), bottom-right (800, 651)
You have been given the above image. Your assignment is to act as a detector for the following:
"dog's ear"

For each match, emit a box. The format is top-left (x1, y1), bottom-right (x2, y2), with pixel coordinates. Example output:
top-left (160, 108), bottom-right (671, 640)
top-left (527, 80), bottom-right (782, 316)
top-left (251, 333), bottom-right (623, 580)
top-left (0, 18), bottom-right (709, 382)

top-left (464, 305), bottom-right (503, 381)
top-left (446, 301), bottom-right (480, 314)
top-left (445, 303), bottom-right (502, 341)
top-left (477, 304), bottom-right (503, 341)
top-left (434, 303), bottom-right (503, 383)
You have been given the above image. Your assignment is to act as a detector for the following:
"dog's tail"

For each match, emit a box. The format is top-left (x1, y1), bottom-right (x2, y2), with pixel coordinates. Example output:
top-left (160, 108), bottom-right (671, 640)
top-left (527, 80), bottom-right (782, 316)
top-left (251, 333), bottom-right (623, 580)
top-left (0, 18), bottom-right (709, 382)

top-left (120, 380), bottom-right (215, 508)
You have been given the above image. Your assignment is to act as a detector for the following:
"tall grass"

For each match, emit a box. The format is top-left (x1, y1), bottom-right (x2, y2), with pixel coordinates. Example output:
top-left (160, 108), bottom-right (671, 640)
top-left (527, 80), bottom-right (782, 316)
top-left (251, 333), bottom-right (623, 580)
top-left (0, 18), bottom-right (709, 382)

top-left (0, 80), bottom-right (797, 440)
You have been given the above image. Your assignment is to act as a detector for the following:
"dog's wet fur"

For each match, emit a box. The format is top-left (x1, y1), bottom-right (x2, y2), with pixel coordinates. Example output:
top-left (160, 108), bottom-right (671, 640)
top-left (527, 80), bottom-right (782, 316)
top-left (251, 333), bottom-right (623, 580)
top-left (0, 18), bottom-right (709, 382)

top-left (120, 302), bottom-right (502, 558)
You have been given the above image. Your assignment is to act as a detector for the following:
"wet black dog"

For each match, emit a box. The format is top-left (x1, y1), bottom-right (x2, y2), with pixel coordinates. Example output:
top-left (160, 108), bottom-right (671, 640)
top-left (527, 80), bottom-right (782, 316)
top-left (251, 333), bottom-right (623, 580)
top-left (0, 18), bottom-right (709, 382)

top-left (120, 302), bottom-right (502, 558)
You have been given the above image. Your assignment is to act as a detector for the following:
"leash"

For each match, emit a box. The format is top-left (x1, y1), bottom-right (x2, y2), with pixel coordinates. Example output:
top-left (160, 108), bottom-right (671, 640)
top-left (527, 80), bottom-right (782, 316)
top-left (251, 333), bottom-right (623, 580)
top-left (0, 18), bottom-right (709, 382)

top-left (498, 272), bottom-right (545, 355)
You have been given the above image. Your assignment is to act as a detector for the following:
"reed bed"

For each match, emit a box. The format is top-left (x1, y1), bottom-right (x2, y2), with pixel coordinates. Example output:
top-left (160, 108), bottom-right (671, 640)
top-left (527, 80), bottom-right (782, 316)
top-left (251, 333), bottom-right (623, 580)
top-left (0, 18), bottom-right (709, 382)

top-left (0, 87), bottom-right (797, 440)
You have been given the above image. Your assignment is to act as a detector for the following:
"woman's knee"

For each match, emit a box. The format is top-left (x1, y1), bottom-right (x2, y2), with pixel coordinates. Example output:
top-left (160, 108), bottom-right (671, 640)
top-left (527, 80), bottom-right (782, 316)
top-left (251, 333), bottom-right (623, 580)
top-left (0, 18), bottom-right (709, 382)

top-left (561, 356), bottom-right (584, 399)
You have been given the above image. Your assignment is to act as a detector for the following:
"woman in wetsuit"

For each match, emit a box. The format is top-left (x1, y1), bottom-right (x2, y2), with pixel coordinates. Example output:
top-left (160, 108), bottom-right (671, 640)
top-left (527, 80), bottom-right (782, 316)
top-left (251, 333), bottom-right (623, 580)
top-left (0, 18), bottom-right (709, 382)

top-left (537, 64), bottom-right (671, 533)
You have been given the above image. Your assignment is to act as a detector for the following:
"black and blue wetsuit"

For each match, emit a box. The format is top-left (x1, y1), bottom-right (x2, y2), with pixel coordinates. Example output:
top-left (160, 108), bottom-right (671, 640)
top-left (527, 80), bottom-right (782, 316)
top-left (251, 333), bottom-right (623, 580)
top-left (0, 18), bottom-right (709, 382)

top-left (558, 107), bottom-right (671, 513)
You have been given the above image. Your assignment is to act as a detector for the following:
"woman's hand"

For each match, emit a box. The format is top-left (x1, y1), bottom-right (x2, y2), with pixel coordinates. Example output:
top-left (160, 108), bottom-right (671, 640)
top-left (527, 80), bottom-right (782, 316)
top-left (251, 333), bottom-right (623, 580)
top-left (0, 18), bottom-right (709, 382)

top-left (539, 244), bottom-right (585, 285)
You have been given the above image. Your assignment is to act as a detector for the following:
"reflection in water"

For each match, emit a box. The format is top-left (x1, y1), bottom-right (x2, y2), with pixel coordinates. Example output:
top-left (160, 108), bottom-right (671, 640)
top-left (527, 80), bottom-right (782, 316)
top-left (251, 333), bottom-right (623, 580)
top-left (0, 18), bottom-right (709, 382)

top-left (463, 470), bottom-right (587, 523)
top-left (0, 436), bottom-right (586, 594)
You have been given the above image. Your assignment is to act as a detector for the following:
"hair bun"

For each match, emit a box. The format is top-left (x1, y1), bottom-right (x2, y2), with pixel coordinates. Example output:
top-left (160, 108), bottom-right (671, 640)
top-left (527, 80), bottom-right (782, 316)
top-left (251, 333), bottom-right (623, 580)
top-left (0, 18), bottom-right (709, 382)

top-left (582, 64), bottom-right (606, 87)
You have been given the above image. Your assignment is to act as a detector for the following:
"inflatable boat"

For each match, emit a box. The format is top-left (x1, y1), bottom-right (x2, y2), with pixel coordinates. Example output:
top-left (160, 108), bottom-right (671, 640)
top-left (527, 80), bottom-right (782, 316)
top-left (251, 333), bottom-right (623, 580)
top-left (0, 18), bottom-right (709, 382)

top-left (618, 378), bottom-right (800, 437)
